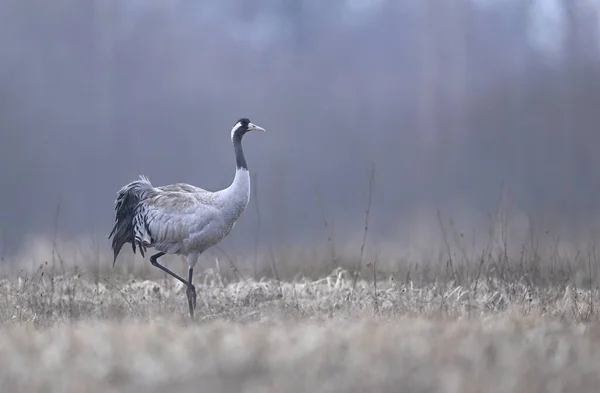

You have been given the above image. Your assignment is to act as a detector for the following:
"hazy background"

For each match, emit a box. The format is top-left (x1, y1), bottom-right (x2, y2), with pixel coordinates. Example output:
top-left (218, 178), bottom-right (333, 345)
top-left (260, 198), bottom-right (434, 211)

top-left (1, 0), bottom-right (600, 261)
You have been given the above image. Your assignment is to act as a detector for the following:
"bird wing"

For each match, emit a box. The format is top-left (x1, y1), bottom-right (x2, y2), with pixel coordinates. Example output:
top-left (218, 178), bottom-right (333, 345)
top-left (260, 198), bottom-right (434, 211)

top-left (157, 183), bottom-right (211, 194)
top-left (133, 189), bottom-right (219, 255)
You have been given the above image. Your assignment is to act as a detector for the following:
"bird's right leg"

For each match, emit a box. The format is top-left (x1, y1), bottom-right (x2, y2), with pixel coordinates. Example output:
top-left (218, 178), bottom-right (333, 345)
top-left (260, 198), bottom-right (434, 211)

top-left (186, 266), bottom-right (197, 318)
top-left (150, 252), bottom-right (197, 319)
top-left (149, 252), bottom-right (189, 286)
top-left (185, 253), bottom-right (199, 319)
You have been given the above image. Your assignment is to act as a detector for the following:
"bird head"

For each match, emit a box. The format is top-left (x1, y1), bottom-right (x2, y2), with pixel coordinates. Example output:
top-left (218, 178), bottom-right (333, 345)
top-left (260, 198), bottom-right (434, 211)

top-left (231, 118), bottom-right (265, 141)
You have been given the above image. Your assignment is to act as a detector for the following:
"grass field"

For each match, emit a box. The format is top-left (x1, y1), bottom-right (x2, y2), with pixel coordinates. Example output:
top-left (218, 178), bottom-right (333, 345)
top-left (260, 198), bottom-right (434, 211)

top-left (1, 209), bottom-right (600, 393)
top-left (1, 239), bottom-right (600, 393)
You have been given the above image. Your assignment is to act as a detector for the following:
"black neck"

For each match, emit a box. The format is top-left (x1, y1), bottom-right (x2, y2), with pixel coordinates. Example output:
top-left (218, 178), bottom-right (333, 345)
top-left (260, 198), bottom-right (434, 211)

top-left (232, 132), bottom-right (247, 170)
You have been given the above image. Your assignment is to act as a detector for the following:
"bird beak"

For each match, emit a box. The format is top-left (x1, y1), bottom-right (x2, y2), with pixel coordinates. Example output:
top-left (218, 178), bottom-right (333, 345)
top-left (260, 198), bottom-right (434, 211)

top-left (248, 123), bottom-right (265, 132)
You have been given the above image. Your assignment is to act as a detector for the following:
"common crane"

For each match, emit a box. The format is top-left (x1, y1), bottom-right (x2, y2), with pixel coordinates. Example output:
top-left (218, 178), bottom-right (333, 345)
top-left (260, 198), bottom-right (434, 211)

top-left (108, 118), bottom-right (265, 318)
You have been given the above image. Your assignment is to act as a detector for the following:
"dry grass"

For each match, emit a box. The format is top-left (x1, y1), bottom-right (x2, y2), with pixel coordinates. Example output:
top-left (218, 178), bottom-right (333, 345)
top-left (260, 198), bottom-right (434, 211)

top-left (3, 205), bottom-right (600, 392)
top-left (2, 317), bottom-right (600, 393)
top-left (0, 258), bottom-right (599, 392)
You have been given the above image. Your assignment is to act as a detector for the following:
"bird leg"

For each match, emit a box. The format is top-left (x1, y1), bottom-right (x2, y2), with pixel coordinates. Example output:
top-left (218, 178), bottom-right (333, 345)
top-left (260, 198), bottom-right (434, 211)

top-left (149, 252), bottom-right (189, 285)
top-left (186, 267), bottom-right (197, 318)
top-left (150, 252), bottom-right (197, 319)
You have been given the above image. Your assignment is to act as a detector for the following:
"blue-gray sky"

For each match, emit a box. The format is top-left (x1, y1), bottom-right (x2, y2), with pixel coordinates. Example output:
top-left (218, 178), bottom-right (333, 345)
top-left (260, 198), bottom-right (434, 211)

top-left (1, 0), bottom-right (600, 258)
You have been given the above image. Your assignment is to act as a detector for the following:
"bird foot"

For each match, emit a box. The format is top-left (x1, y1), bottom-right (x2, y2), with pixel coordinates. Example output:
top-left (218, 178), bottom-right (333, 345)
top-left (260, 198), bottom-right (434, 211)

top-left (186, 284), bottom-right (197, 319)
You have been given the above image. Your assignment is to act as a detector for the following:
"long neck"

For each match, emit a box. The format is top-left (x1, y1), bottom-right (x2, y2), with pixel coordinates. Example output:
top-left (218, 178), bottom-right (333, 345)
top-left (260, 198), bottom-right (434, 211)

top-left (220, 133), bottom-right (251, 216)
top-left (233, 133), bottom-right (247, 170)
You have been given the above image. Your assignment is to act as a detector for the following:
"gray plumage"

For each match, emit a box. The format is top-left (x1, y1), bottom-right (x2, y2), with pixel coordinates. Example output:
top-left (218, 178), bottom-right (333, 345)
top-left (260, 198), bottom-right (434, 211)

top-left (108, 118), bottom-right (265, 318)
top-left (109, 175), bottom-right (244, 261)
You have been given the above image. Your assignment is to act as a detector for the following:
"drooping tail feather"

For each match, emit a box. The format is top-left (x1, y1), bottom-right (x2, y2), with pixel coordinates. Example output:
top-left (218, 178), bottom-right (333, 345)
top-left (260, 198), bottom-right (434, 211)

top-left (108, 175), bottom-right (155, 266)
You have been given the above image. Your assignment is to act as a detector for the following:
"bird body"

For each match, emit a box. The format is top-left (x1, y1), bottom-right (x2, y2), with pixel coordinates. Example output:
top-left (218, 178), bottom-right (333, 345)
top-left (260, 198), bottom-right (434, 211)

top-left (108, 118), bottom-right (265, 318)
top-left (124, 169), bottom-right (248, 257)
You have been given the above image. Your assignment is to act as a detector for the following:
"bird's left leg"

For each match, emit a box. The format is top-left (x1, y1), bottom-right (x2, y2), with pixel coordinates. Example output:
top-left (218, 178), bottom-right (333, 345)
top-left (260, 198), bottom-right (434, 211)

top-left (186, 253), bottom-right (199, 318)
top-left (149, 252), bottom-right (189, 285)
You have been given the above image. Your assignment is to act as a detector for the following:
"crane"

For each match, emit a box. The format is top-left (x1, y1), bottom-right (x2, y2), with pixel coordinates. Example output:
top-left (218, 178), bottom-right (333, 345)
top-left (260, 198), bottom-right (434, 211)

top-left (109, 118), bottom-right (265, 318)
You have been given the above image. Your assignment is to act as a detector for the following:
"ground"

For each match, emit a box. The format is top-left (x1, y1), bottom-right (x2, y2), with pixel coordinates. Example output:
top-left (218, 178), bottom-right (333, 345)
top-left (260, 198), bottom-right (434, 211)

top-left (0, 250), bottom-right (599, 393)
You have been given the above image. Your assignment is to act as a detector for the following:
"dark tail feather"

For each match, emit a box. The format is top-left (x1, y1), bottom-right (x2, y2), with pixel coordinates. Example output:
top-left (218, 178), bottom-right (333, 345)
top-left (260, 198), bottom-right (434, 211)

top-left (108, 175), bottom-right (154, 266)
